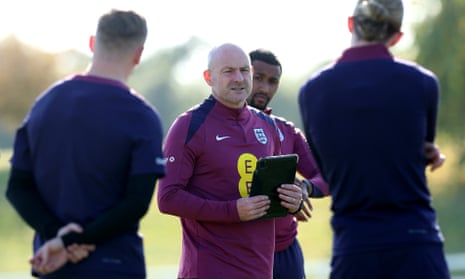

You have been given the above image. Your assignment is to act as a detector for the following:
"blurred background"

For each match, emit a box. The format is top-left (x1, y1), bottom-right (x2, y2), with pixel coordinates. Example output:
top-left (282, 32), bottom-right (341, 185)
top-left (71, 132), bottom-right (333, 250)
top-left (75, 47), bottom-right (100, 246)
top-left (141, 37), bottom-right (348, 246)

top-left (1, 0), bottom-right (464, 278)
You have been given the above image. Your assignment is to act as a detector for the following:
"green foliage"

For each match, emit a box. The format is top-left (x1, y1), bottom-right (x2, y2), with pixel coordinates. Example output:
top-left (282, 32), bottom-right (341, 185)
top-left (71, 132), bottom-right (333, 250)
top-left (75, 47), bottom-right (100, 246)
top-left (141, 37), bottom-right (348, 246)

top-left (414, 0), bottom-right (465, 163)
top-left (130, 37), bottom-right (210, 135)
top-left (0, 36), bottom-right (61, 134)
top-left (0, 158), bottom-right (332, 274)
top-left (0, 165), bottom-right (34, 272)
top-left (2, 152), bottom-right (464, 275)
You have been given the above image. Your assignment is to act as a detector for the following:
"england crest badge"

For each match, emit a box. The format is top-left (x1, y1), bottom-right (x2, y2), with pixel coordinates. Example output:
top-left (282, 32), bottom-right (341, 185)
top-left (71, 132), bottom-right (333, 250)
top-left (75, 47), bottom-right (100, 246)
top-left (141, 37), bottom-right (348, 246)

top-left (254, 128), bottom-right (268, 144)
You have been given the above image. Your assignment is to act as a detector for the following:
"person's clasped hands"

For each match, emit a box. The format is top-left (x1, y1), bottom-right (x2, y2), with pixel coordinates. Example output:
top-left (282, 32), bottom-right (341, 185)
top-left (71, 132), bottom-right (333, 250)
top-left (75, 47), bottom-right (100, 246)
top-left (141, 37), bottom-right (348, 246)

top-left (424, 142), bottom-right (446, 172)
top-left (30, 223), bottom-right (95, 275)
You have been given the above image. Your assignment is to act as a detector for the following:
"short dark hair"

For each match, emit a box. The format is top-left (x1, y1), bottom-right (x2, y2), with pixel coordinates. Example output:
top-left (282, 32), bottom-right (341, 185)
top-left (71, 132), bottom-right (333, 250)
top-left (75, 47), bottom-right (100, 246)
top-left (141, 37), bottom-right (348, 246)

top-left (249, 49), bottom-right (282, 72)
top-left (96, 9), bottom-right (147, 51)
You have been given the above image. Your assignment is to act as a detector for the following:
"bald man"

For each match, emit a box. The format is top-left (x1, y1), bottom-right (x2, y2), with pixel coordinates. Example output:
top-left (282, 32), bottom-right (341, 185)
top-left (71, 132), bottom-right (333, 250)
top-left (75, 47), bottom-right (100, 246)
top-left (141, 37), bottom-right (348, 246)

top-left (157, 43), bottom-right (303, 279)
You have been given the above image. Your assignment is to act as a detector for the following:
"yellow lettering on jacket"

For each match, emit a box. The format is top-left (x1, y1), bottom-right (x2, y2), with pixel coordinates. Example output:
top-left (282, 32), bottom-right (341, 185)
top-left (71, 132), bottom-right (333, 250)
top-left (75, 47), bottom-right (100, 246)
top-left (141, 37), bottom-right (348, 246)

top-left (237, 153), bottom-right (257, 197)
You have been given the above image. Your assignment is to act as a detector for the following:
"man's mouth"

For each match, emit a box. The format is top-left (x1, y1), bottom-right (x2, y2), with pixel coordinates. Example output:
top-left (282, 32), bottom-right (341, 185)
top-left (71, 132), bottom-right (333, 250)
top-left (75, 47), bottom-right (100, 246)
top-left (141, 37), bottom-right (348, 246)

top-left (253, 93), bottom-right (269, 103)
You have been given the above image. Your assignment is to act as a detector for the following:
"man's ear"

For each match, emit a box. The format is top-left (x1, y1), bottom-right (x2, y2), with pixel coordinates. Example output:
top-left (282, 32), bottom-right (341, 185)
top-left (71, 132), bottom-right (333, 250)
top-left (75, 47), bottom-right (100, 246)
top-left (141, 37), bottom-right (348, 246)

top-left (348, 16), bottom-right (355, 33)
top-left (387, 32), bottom-right (403, 47)
top-left (203, 69), bottom-right (212, 85)
top-left (89, 35), bottom-right (95, 52)
top-left (133, 46), bottom-right (144, 65)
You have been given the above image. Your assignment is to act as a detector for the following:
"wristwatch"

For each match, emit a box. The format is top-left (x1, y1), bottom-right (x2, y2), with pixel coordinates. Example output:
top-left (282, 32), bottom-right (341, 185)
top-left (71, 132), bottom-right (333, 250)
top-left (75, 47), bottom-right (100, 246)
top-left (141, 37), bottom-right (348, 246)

top-left (301, 178), bottom-right (313, 197)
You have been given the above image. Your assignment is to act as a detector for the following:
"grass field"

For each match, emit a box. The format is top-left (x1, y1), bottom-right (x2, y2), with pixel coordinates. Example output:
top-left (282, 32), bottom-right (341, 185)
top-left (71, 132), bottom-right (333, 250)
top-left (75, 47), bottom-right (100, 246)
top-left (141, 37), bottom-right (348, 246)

top-left (1, 147), bottom-right (464, 278)
top-left (0, 148), bottom-right (333, 278)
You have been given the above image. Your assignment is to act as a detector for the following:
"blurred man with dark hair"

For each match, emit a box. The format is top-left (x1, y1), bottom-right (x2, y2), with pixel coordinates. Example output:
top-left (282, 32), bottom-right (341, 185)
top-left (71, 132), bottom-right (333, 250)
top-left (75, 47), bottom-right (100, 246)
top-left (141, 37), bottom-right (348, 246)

top-left (248, 48), bottom-right (329, 279)
top-left (6, 9), bottom-right (165, 278)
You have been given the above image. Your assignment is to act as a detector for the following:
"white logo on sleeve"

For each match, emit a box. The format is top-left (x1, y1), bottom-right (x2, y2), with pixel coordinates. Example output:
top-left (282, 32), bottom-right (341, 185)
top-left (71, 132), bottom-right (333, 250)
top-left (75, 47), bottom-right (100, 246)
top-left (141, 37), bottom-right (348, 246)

top-left (156, 157), bottom-right (167, 166)
top-left (215, 135), bottom-right (231, 141)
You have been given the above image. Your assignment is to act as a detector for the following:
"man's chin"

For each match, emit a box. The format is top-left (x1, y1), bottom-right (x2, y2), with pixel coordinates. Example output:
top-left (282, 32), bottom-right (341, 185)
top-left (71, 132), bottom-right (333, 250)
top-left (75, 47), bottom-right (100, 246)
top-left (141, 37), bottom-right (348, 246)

top-left (249, 101), bottom-right (267, 110)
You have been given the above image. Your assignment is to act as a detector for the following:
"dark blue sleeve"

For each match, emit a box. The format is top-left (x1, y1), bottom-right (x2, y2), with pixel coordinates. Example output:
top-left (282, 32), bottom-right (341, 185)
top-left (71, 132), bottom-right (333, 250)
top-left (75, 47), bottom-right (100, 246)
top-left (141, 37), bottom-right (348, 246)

top-left (6, 167), bottom-right (63, 239)
top-left (62, 173), bottom-right (157, 246)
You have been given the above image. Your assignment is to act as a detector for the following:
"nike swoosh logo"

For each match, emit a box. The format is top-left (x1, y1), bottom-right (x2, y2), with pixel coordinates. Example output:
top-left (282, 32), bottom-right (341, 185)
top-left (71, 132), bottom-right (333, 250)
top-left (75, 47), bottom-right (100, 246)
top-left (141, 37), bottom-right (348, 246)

top-left (216, 135), bottom-right (231, 141)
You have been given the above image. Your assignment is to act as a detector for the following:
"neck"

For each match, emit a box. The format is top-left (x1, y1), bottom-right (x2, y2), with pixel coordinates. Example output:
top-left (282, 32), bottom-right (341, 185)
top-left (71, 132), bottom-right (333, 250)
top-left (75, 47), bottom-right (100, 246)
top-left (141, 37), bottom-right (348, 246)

top-left (351, 34), bottom-right (395, 48)
top-left (86, 50), bottom-right (135, 83)
top-left (86, 62), bottom-right (130, 84)
top-left (351, 36), bottom-right (374, 47)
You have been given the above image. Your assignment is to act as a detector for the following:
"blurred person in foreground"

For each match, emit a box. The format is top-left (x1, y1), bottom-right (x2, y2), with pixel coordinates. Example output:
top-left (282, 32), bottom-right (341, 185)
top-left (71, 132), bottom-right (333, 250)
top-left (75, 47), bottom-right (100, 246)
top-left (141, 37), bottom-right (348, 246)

top-left (157, 43), bottom-right (303, 279)
top-left (298, 0), bottom-right (448, 278)
top-left (247, 48), bottom-right (329, 279)
top-left (6, 9), bottom-right (165, 279)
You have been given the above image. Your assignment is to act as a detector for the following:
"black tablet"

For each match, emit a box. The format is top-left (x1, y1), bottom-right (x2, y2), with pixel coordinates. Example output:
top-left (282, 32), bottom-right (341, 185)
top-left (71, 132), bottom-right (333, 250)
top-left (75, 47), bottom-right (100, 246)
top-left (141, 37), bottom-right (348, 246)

top-left (250, 154), bottom-right (299, 219)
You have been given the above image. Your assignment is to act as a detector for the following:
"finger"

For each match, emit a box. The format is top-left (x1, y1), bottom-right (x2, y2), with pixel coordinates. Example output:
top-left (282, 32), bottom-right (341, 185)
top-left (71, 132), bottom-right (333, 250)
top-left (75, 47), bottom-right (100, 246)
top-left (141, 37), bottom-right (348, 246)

top-left (430, 155), bottom-right (445, 172)
top-left (68, 244), bottom-right (95, 262)
top-left (86, 244), bottom-right (96, 252)
top-left (282, 198), bottom-right (301, 212)
top-left (303, 195), bottom-right (313, 210)
top-left (58, 223), bottom-right (83, 236)
top-left (29, 254), bottom-right (41, 265)
top-left (68, 250), bottom-right (88, 263)
top-left (68, 223), bottom-right (83, 233)
top-left (301, 204), bottom-right (312, 218)
top-left (30, 260), bottom-right (45, 275)
top-left (40, 250), bottom-right (50, 270)
top-left (278, 184), bottom-right (300, 194)
top-left (67, 246), bottom-right (84, 261)
top-left (278, 189), bottom-right (300, 202)
top-left (73, 244), bottom-right (96, 252)
top-left (43, 262), bottom-right (57, 273)
top-left (249, 195), bottom-right (269, 202)
top-left (280, 195), bottom-right (295, 207)
top-left (294, 211), bottom-right (309, 222)
top-left (33, 267), bottom-right (45, 275)
top-left (30, 252), bottom-right (49, 274)
top-left (245, 208), bottom-right (267, 221)
top-left (241, 201), bottom-right (269, 220)
top-left (430, 163), bottom-right (438, 172)
top-left (34, 264), bottom-right (48, 275)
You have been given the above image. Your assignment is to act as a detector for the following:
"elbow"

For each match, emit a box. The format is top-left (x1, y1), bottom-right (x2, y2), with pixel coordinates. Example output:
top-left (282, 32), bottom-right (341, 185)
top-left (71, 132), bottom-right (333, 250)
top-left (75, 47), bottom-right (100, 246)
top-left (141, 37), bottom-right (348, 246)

top-left (157, 196), bottom-right (171, 215)
top-left (156, 188), bottom-right (178, 215)
top-left (5, 177), bottom-right (17, 205)
top-left (137, 203), bottom-right (151, 219)
top-left (5, 186), bottom-right (12, 202)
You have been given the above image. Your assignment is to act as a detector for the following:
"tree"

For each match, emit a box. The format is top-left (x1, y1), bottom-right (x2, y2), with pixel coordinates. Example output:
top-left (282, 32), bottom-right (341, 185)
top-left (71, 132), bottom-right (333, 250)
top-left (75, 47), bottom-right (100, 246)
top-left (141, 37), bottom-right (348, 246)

top-left (131, 37), bottom-right (209, 133)
top-left (414, 0), bottom-right (465, 164)
top-left (0, 36), bottom-right (60, 131)
top-left (0, 36), bottom-right (89, 147)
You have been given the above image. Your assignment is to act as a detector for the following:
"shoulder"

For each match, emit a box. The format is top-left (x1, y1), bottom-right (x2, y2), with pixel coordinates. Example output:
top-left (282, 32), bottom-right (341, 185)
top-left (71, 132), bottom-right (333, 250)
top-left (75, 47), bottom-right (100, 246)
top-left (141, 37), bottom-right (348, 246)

top-left (270, 114), bottom-right (305, 140)
top-left (121, 90), bottom-right (164, 126)
top-left (271, 114), bottom-right (295, 128)
top-left (394, 58), bottom-right (439, 82)
top-left (248, 106), bottom-right (276, 128)
top-left (32, 78), bottom-right (70, 105)
top-left (167, 99), bottom-right (214, 144)
top-left (299, 62), bottom-right (337, 94)
top-left (271, 114), bottom-right (300, 135)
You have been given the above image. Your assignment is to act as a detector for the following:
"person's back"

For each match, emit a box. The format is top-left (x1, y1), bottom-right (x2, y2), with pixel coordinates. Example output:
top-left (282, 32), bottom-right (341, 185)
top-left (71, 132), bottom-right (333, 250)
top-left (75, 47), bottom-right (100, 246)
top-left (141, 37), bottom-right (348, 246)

top-left (301, 52), bottom-right (441, 250)
top-left (298, 0), bottom-right (450, 278)
top-left (28, 74), bottom-right (162, 276)
top-left (7, 9), bottom-right (165, 278)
